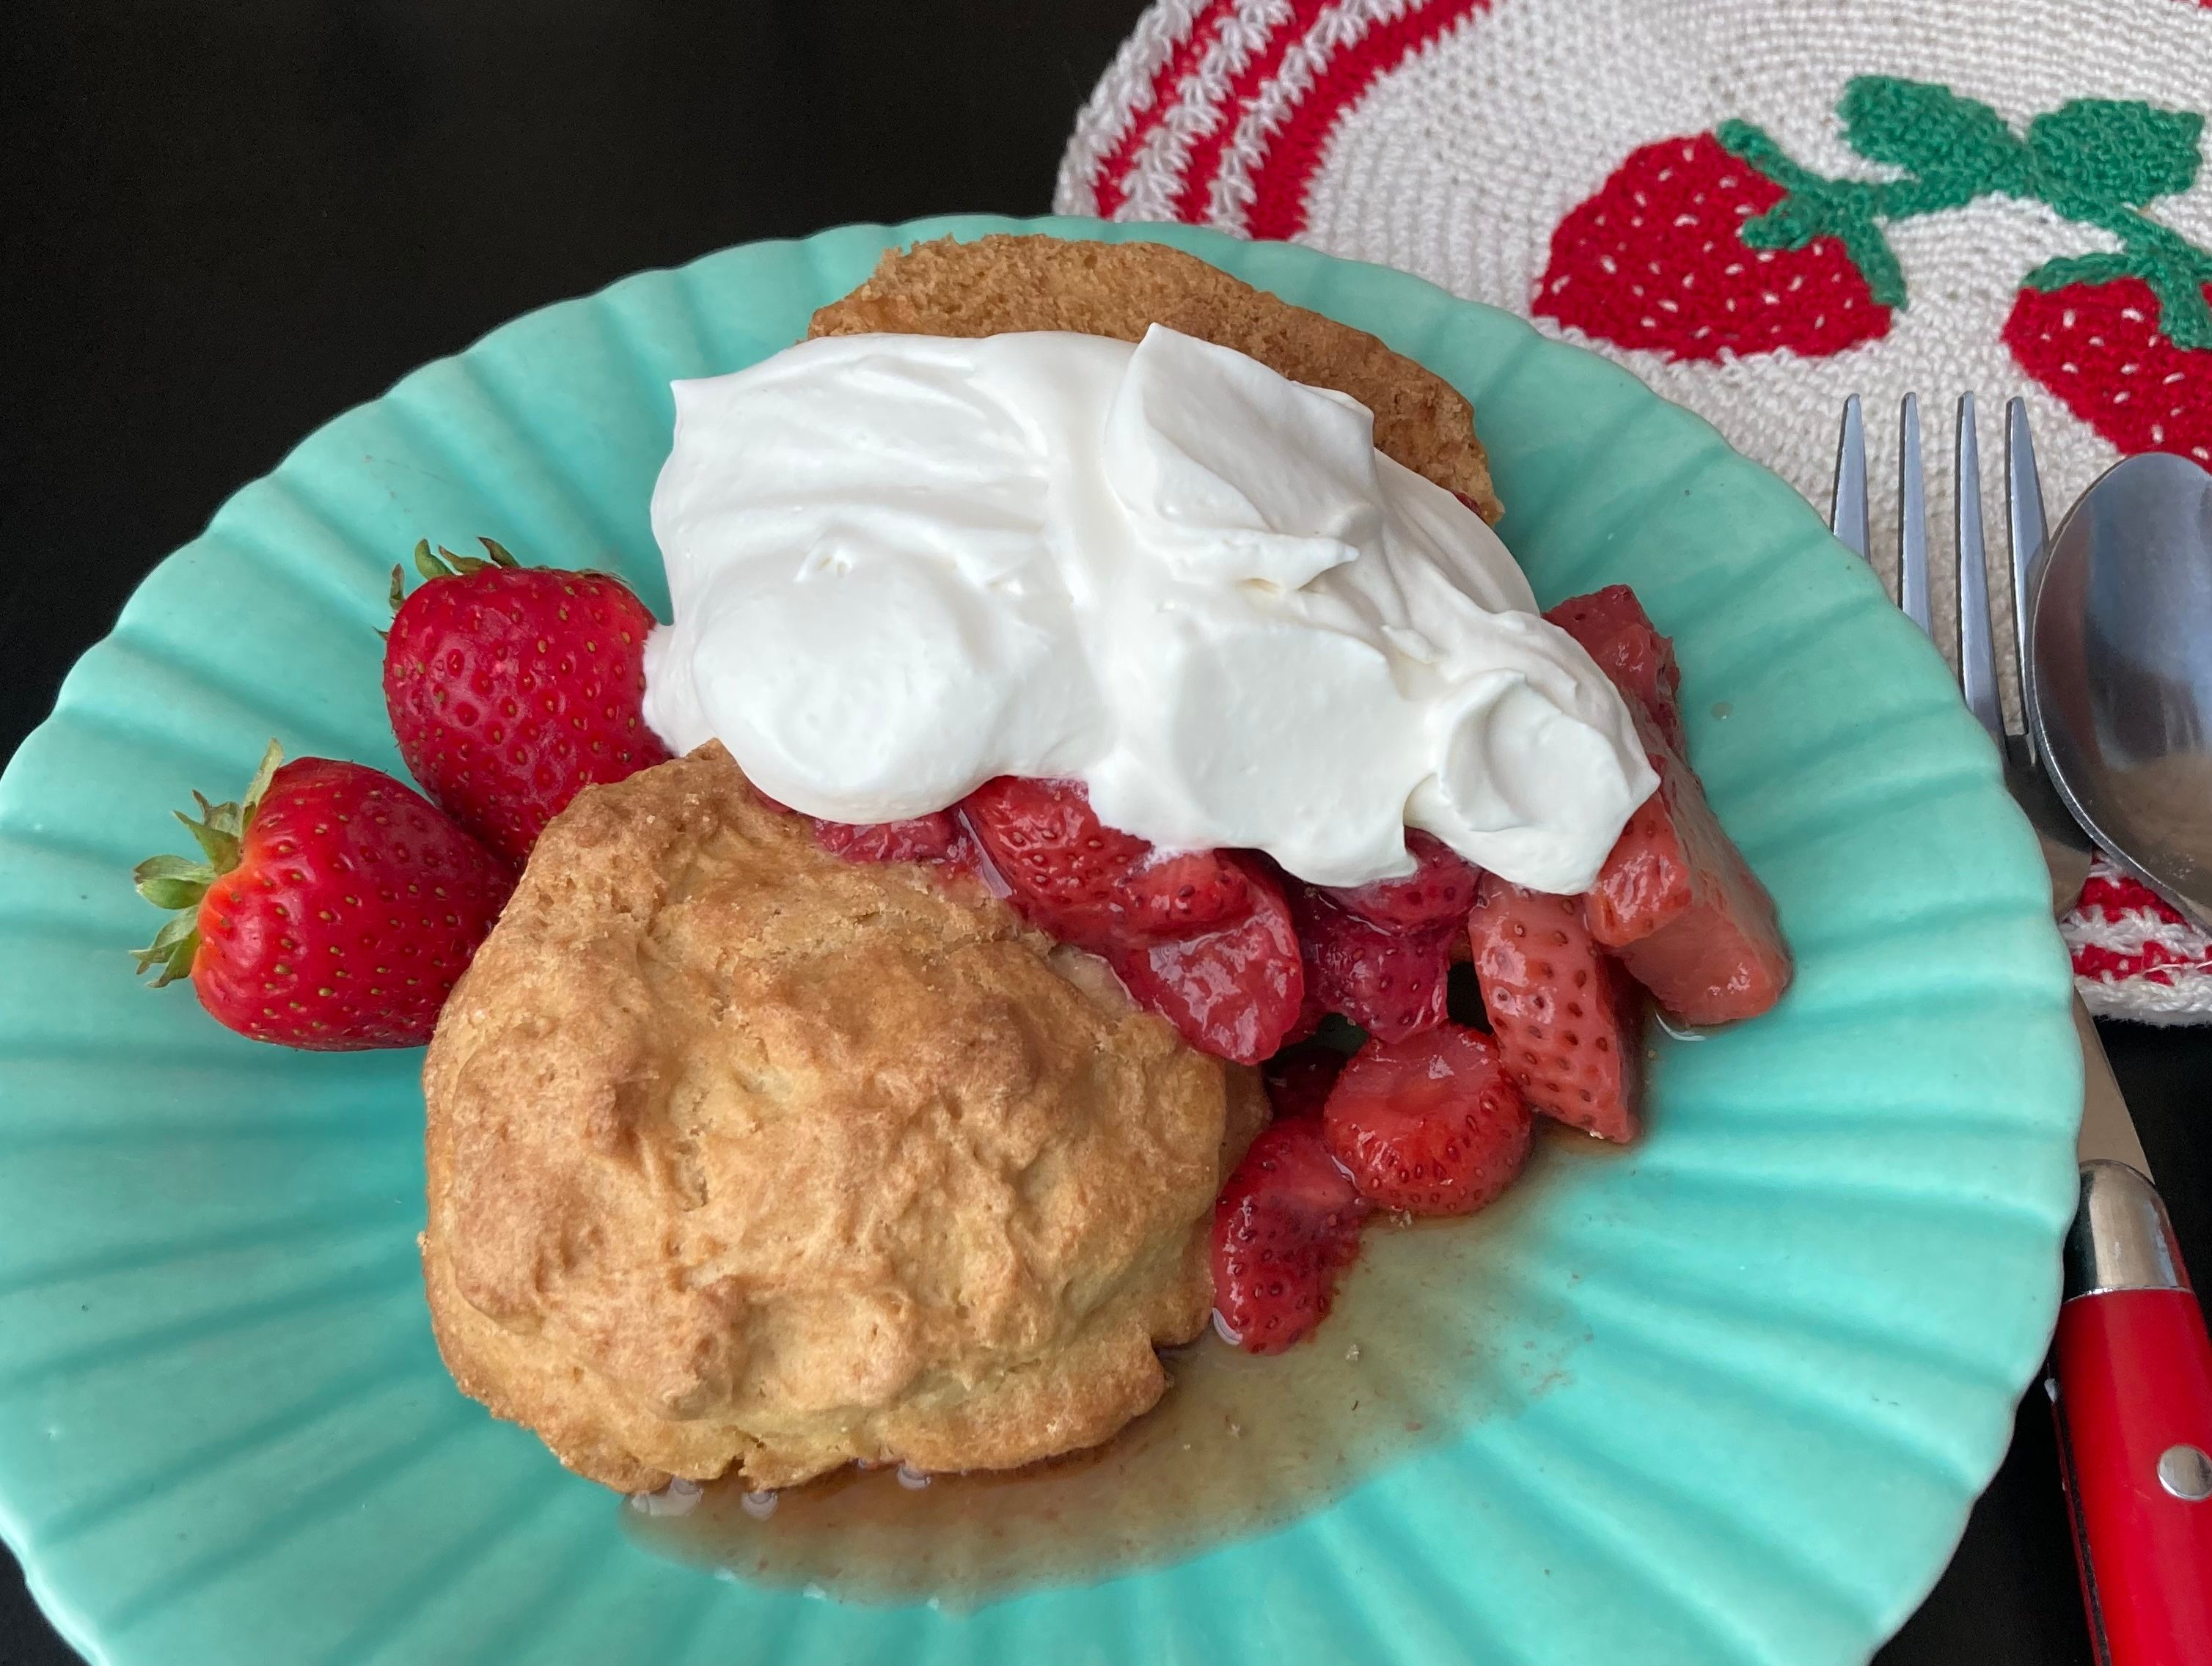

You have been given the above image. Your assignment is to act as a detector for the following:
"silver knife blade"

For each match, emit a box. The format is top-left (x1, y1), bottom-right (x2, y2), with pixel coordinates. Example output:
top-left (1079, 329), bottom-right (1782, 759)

top-left (2037, 828), bottom-right (2150, 1176)
top-left (2073, 999), bottom-right (2149, 1176)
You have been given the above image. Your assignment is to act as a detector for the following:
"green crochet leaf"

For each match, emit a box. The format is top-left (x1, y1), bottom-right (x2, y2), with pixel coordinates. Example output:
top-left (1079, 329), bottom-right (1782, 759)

top-left (1838, 78), bottom-right (2026, 196)
top-left (2028, 100), bottom-right (2203, 210)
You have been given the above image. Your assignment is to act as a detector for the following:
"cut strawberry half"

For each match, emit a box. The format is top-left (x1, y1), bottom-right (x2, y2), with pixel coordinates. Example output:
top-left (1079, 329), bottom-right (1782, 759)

top-left (1210, 1118), bottom-right (1371, 1354)
top-left (1289, 884), bottom-right (1452, 1043)
top-left (1109, 856), bottom-right (1305, 1065)
top-left (1319, 829), bottom-right (1480, 935)
top-left (1468, 874), bottom-right (1644, 1143)
top-left (1322, 1024), bottom-right (1533, 1216)
top-left (1583, 708), bottom-right (1790, 1024)
top-left (1543, 584), bottom-right (1688, 757)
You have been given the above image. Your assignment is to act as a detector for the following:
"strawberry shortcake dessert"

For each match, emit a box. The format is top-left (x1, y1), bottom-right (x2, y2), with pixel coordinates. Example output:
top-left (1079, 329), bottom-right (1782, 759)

top-left (139, 235), bottom-right (1789, 1494)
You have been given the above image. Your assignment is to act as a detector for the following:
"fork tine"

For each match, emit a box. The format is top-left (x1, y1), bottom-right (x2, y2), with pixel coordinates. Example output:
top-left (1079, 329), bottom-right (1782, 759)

top-left (2005, 397), bottom-right (2050, 766)
top-left (1955, 396), bottom-right (2003, 736)
top-left (1899, 395), bottom-right (1931, 634)
top-left (1831, 394), bottom-right (1869, 561)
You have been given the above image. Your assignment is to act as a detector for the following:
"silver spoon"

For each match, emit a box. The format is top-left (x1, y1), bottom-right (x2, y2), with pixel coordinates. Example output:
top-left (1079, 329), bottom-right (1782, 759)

top-left (2029, 451), bottom-right (2212, 934)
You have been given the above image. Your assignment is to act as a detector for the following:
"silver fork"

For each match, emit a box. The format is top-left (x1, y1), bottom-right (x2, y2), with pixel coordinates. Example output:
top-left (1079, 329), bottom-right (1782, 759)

top-left (1831, 393), bottom-right (2094, 909)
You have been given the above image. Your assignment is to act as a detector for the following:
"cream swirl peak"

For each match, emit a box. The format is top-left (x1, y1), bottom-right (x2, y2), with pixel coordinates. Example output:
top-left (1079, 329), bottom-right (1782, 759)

top-left (642, 325), bottom-right (1655, 892)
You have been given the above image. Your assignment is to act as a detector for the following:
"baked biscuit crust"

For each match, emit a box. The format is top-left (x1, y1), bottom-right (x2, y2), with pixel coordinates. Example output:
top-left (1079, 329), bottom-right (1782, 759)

top-left (422, 746), bottom-right (1263, 1492)
top-left (808, 232), bottom-right (1503, 523)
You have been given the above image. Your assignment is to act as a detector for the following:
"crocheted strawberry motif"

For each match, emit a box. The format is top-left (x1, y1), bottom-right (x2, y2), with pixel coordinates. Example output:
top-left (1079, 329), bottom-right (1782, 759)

top-left (1538, 77), bottom-right (2212, 398)
top-left (2006, 279), bottom-right (2212, 463)
top-left (1535, 133), bottom-right (1891, 362)
top-left (1995, 95), bottom-right (2212, 461)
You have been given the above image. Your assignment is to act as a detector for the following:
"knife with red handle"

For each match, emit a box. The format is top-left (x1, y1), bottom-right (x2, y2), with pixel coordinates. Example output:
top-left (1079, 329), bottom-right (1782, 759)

top-left (2048, 1003), bottom-right (2212, 1665)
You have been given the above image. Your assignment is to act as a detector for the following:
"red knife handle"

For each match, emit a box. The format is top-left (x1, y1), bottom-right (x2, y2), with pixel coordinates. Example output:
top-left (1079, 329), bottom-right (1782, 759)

top-left (2051, 1163), bottom-right (2212, 1666)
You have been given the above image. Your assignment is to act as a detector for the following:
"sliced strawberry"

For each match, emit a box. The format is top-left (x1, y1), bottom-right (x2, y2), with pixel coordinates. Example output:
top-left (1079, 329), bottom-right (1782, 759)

top-left (1468, 874), bottom-right (1644, 1142)
top-left (1616, 865), bottom-right (1790, 1026)
top-left (962, 772), bottom-right (1139, 910)
top-left (810, 812), bottom-right (966, 865)
top-left (1109, 856), bottom-right (1304, 1065)
top-left (1289, 884), bottom-right (1452, 1043)
top-left (1583, 710), bottom-right (1790, 1024)
top-left (1559, 588), bottom-right (1790, 1025)
top-left (963, 776), bottom-right (1152, 946)
top-left (1115, 846), bottom-right (1255, 939)
top-left (1262, 1043), bottom-right (1348, 1120)
top-left (1585, 782), bottom-right (1692, 949)
top-left (1544, 584), bottom-right (1688, 758)
top-left (1320, 830), bottom-right (1481, 935)
top-left (1210, 1118), bottom-right (1370, 1354)
top-left (1322, 1024), bottom-right (1532, 1216)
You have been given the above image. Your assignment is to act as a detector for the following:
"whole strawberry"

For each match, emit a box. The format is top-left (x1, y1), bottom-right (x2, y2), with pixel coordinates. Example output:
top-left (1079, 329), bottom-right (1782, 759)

top-left (1534, 133), bottom-right (1891, 363)
top-left (384, 539), bottom-right (671, 867)
top-left (133, 742), bottom-right (514, 1049)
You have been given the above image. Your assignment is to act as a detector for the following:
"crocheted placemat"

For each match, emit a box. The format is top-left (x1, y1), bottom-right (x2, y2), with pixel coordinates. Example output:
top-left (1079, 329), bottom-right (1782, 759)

top-left (1055, 0), bottom-right (2212, 1022)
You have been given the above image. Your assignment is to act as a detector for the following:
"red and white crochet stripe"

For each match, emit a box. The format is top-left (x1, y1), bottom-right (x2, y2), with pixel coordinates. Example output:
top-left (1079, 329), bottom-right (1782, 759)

top-left (1056, 0), bottom-right (2212, 1023)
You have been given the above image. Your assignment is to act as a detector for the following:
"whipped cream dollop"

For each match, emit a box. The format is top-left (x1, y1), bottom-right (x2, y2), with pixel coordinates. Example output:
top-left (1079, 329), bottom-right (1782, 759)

top-left (642, 326), bottom-right (1656, 892)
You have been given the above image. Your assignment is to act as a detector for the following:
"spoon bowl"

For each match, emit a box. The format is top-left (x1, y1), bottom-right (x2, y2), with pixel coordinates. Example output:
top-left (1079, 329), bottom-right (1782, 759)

top-left (2029, 451), bottom-right (2212, 931)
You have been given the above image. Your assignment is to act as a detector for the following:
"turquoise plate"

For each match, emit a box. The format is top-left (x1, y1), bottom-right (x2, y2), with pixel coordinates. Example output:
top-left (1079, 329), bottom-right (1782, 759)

top-left (0, 216), bottom-right (2079, 1665)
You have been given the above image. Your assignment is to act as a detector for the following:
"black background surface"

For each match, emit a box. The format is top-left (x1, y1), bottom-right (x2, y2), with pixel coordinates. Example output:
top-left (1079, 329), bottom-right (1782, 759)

top-left (3, 5), bottom-right (2204, 1662)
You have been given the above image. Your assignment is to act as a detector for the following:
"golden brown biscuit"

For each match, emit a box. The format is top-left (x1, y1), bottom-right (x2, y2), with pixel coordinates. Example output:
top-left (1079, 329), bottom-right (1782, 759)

top-left (808, 232), bottom-right (1503, 523)
top-left (422, 746), bottom-right (1265, 1492)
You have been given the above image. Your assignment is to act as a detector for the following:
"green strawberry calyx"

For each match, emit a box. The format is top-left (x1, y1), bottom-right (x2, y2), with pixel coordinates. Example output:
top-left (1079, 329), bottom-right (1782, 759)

top-left (387, 535), bottom-right (523, 613)
top-left (1716, 77), bottom-right (2212, 351)
top-left (131, 739), bottom-right (284, 988)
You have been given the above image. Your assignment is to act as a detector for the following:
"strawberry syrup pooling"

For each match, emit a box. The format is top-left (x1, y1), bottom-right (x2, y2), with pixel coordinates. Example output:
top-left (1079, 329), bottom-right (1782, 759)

top-left (626, 1135), bottom-right (1604, 1604)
